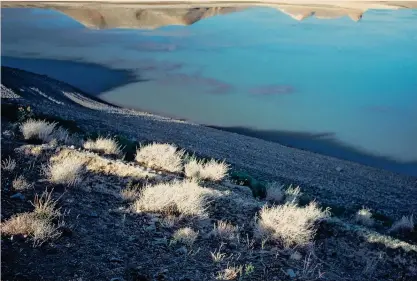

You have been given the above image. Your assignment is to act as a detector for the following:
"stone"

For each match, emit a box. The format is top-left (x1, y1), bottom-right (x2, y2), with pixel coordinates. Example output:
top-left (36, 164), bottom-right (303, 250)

top-left (286, 269), bottom-right (296, 278)
top-left (10, 193), bottom-right (25, 200)
top-left (336, 166), bottom-right (343, 172)
top-left (110, 277), bottom-right (125, 281)
top-left (88, 211), bottom-right (99, 218)
top-left (176, 246), bottom-right (187, 255)
top-left (109, 257), bottom-right (123, 263)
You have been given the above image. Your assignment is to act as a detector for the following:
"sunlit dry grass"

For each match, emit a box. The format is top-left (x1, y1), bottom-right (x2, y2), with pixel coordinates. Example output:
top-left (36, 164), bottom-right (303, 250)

top-left (1, 156), bottom-right (16, 171)
top-left (171, 227), bottom-right (198, 246)
top-left (83, 137), bottom-right (122, 156)
top-left (1, 190), bottom-right (61, 246)
top-left (135, 143), bottom-right (184, 173)
top-left (184, 157), bottom-right (229, 182)
top-left (284, 185), bottom-right (302, 203)
top-left (45, 154), bottom-right (85, 186)
top-left (216, 265), bottom-right (243, 280)
top-left (12, 175), bottom-right (34, 191)
top-left (255, 202), bottom-right (329, 248)
top-left (211, 220), bottom-right (239, 241)
top-left (355, 208), bottom-right (374, 226)
top-left (20, 119), bottom-right (68, 143)
top-left (134, 179), bottom-right (219, 217)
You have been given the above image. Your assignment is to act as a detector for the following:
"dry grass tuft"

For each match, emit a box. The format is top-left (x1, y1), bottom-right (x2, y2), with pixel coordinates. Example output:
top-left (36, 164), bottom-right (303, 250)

top-left (133, 179), bottom-right (218, 217)
top-left (216, 265), bottom-right (243, 280)
top-left (211, 220), bottom-right (239, 241)
top-left (83, 137), bottom-right (122, 156)
top-left (160, 215), bottom-right (181, 228)
top-left (265, 182), bottom-right (284, 202)
top-left (1, 156), bottom-right (16, 171)
top-left (1, 190), bottom-right (61, 246)
top-left (52, 149), bottom-right (152, 179)
top-left (171, 227), bottom-right (198, 246)
top-left (184, 157), bottom-right (229, 182)
top-left (32, 190), bottom-right (61, 220)
top-left (120, 187), bottom-right (142, 202)
top-left (355, 208), bottom-right (374, 226)
top-left (20, 119), bottom-right (68, 143)
top-left (284, 185), bottom-right (302, 203)
top-left (12, 175), bottom-right (34, 191)
top-left (135, 143), bottom-right (184, 173)
top-left (389, 215), bottom-right (414, 233)
top-left (255, 202), bottom-right (329, 248)
top-left (45, 155), bottom-right (85, 186)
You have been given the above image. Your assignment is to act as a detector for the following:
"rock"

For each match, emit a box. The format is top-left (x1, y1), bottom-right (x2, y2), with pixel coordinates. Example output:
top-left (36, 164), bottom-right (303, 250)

top-left (128, 236), bottom-right (136, 242)
top-left (10, 193), bottom-right (25, 200)
top-left (110, 278), bottom-right (125, 281)
top-left (286, 269), bottom-right (296, 278)
top-left (290, 251), bottom-right (302, 261)
top-left (145, 225), bottom-right (156, 232)
top-left (336, 166), bottom-right (343, 172)
top-left (109, 257), bottom-right (123, 263)
top-left (69, 145), bottom-right (75, 149)
top-left (176, 246), bottom-right (187, 255)
top-left (88, 211), bottom-right (99, 218)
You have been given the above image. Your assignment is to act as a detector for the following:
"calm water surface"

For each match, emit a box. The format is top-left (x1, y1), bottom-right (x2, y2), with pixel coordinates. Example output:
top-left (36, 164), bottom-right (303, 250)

top-left (2, 7), bottom-right (417, 175)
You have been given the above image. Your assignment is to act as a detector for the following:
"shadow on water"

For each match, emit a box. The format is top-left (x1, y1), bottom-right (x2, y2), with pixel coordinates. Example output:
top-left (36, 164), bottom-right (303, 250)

top-left (1, 56), bottom-right (148, 95)
top-left (207, 125), bottom-right (417, 177)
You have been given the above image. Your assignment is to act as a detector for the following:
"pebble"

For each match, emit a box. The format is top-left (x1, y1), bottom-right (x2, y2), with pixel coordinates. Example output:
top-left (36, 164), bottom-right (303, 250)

top-left (110, 277), bottom-right (125, 281)
top-left (176, 246), bottom-right (187, 255)
top-left (286, 269), bottom-right (296, 278)
top-left (10, 193), bottom-right (25, 200)
top-left (109, 257), bottom-right (123, 263)
top-left (336, 166), bottom-right (343, 172)
top-left (88, 211), bottom-right (99, 218)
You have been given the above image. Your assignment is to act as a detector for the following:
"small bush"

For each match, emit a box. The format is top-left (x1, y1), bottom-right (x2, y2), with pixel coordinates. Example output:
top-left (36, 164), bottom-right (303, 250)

top-left (134, 180), bottom-right (217, 217)
top-left (355, 208), bottom-right (374, 226)
top-left (1, 190), bottom-right (62, 246)
top-left (32, 190), bottom-right (61, 221)
top-left (216, 265), bottom-right (243, 280)
top-left (20, 119), bottom-right (68, 143)
top-left (184, 157), bottom-right (229, 182)
top-left (120, 187), bottom-right (142, 202)
top-left (1, 156), bottom-right (16, 171)
top-left (265, 182), bottom-right (284, 202)
top-left (12, 175), bottom-right (33, 191)
top-left (83, 137), bottom-right (122, 156)
top-left (171, 227), bottom-right (198, 246)
top-left (211, 220), bottom-right (239, 241)
top-left (45, 156), bottom-right (85, 186)
top-left (284, 185), bottom-right (302, 203)
top-left (255, 202), bottom-right (329, 248)
top-left (135, 143), bottom-right (184, 173)
top-left (389, 215), bottom-right (414, 233)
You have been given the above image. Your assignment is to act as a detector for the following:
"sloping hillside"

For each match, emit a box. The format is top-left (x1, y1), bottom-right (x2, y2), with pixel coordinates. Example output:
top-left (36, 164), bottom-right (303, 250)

top-left (1, 66), bottom-right (417, 280)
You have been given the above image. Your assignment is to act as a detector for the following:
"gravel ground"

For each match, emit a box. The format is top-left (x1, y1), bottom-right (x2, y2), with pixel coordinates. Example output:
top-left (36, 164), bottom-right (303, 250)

top-left (2, 66), bottom-right (416, 219)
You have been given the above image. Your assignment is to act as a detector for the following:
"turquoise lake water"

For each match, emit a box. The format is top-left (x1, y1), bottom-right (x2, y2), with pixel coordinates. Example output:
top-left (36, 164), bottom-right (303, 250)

top-left (1, 7), bottom-right (417, 175)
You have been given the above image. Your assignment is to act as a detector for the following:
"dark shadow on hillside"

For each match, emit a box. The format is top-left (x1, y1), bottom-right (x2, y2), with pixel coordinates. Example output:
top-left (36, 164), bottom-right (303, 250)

top-left (1, 56), bottom-right (147, 95)
top-left (207, 125), bottom-right (417, 177)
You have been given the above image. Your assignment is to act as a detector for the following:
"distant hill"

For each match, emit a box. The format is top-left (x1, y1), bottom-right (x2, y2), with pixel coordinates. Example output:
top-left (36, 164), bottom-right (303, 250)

top-left (3, 1), bottom-right (417, 29)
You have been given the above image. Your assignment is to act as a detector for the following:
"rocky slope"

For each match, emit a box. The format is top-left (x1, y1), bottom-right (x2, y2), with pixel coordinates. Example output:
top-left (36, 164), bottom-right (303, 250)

top-left (1, 66), bottom-right (417, 281)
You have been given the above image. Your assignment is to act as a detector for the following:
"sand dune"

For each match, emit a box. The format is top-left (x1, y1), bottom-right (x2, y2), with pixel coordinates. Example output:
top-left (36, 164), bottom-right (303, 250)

top-left (3, 1), bottom-right (417, 29)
